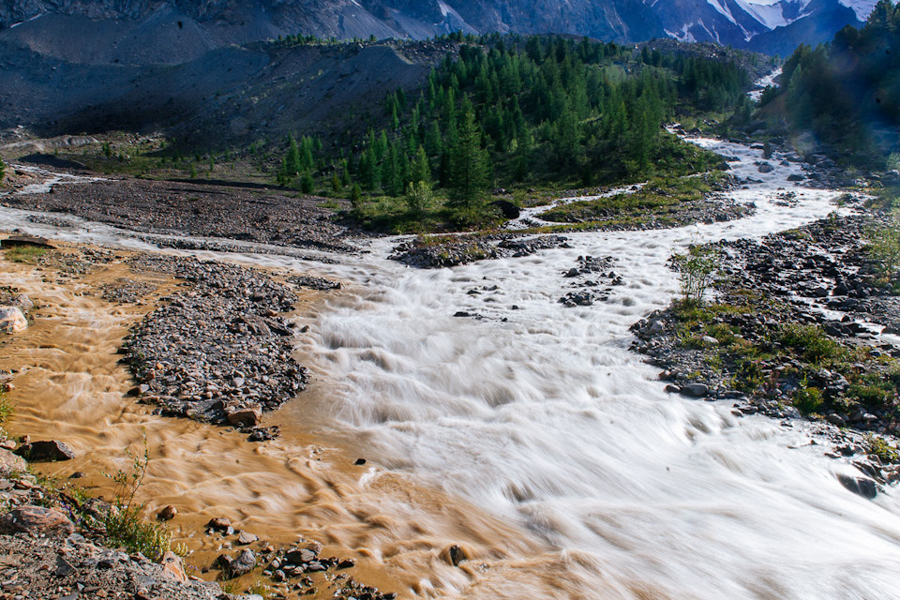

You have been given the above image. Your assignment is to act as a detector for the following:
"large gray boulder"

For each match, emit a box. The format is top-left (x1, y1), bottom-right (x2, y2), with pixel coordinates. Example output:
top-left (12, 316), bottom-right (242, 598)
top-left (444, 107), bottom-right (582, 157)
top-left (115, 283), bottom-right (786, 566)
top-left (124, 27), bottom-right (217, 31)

top-left (0, 307), bottom-right (27, 334)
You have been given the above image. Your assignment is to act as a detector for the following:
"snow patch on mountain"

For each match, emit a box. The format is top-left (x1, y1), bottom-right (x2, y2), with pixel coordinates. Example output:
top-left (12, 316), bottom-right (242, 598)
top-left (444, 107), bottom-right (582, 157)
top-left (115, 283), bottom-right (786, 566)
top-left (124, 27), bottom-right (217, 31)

top-left (733, 0), bottom-right (788, 29)
top-left (837, 0), bottom-right (877, 21)
top-left (707, 0), bottom-right (740, 26)
top-left (666, 24), bottom-right (698, 42)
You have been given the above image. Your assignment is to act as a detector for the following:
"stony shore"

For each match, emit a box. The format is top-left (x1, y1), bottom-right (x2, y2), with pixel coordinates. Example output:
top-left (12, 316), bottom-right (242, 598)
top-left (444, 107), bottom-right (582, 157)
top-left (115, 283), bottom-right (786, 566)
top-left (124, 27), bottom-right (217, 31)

top-left (631, 208), bottom-right (900, 495)
top-left (1, 174), bottom-right (357, 255)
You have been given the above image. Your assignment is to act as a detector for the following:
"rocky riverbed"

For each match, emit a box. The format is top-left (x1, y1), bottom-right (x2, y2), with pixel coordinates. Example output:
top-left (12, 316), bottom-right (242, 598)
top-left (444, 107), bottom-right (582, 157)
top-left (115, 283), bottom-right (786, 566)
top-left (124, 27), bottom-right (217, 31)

top-left (389, 233), bottom-right (573, 268)
top-left (631, 209), bottom-right (900, 493)
top-left (120, 254), bottom-right (307, 438)
top-left (1, 175), bottom-right (357, 254)
top-left (0, 240), bottom-right (404, 600)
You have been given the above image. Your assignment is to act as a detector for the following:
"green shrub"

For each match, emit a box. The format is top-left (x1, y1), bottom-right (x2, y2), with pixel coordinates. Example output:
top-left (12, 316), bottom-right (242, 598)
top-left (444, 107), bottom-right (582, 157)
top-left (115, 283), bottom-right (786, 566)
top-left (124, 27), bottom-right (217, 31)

top-left (792, 385), bottom-right (825, 415)
top-left (673, 246), bottom-right (720, 307)
top-left (3, 246), bottom-right (48, 264)
top-left (867, 212), bottom-right (900, 280)
top-left (0, 391), bottom-right (13, 426)
top-left (868, 435), bottom-right (900, 463)
top-left (778, 324), bottom-right (839, 363)
top-left (103, 444), bottom-right (172, 561)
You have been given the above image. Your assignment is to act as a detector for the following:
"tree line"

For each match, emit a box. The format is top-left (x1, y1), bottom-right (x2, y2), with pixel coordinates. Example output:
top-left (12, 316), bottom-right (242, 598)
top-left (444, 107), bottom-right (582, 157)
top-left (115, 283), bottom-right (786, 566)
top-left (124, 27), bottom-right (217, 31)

top-left (762, 0), bottom-right (900, 166)
top-left (275, 34), bottom-right (753, 225)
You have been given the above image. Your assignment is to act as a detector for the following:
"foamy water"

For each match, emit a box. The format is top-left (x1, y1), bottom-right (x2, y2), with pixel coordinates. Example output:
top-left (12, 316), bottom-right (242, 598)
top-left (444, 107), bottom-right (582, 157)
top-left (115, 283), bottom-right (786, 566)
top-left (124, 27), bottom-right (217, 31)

top-left (2, 136), bottom-right (899, 599)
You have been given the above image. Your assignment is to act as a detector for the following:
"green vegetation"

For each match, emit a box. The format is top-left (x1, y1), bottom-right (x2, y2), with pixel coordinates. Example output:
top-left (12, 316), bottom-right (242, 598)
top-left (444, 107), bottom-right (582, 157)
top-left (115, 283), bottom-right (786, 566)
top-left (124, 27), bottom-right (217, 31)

top-left (759, 0), bottom-right (900, 166)
top-left (103, 444), bottom-right (173, 561)
top-left (248, 580), bottom-right (274, 599)
top-left (267, 34), bottom-right (748, 228)
top-left (673, 245), bottom-right (721, 307)
top-left (869, 435), bottom-right (900, 462)
top-left (0, 390), bottom-right (13, 439)
top-left (867, 208), bottom-right (900, 288)
top-left (3, 246), bottom-right (48, 264)
top-left (541, 170), bottom-right (730, 228)
top-left (0, 156), bottom-right (5, 184)
top-left (670, 294), bottom-right (900, 421)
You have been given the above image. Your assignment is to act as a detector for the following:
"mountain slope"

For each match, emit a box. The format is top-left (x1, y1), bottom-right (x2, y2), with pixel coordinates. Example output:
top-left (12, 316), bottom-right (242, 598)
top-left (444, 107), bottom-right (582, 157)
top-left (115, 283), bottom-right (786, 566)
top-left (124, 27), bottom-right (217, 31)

top-left (0, 38), bottom-right (446, 149)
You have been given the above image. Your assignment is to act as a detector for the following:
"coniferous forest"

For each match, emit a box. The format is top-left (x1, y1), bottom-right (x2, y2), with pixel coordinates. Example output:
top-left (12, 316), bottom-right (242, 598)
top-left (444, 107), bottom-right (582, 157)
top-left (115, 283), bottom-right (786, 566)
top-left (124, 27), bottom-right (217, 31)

top-left (760, 0), bottom-right (900, 167)
top-left (274, 35), bottom-right (755, 228)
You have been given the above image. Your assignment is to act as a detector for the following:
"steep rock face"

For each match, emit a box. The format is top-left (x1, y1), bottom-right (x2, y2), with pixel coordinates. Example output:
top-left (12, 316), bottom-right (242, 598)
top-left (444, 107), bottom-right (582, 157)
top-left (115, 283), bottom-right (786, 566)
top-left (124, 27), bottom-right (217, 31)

top-left (651, 0), bottom-right (772, 45)
top-left (747, 0), bottom-right (864, 55)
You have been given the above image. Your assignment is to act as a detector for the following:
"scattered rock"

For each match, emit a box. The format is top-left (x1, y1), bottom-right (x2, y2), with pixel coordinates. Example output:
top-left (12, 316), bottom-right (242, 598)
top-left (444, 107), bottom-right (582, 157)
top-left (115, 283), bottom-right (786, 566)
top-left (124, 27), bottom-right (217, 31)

top-left (54, 554), bottom-right (76, 577)
top-left (286, 548), bottom-right (317, 565)
top-left (680, 383), bottom-right (709, 398)
top-left (206, 517), bottom-right (232, 532)
top-left (120, 255), bottom-right (308, 424)
top-left (15, 440), bottom-right (76, 462)
top-left (837, 474), bottom-right (879, 499)
top-left (157, 505), bottom-right (178, 521)
top-left (225, 403), bottom-right (263, 428)
top-left (0, 306), bottom-right (28, 334)
top-left (447, 544), bottom-right (467, 567)
top-left (0, 448), bottom-right (27, 477)
top-left (229, 549), bottom-right (256, 578)
top-left (161, 551), bottom-right (187, 582)
top-left (237, 531), bottom-right (259, 545)
top-left (0, 505), bottom-right (75, 537)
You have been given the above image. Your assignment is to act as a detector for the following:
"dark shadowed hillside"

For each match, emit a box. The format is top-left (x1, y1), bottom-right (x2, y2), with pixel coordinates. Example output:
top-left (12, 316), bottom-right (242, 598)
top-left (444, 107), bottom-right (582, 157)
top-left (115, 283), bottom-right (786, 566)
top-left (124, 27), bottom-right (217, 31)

top-left (0, 39), bottom-right (450, 149)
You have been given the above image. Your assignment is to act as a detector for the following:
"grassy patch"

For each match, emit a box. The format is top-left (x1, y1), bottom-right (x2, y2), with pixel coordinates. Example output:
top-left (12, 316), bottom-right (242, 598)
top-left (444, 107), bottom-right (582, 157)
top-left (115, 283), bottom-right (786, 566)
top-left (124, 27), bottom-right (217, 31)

top-left (777, 324), bottom-right (843, 364)
top-left (0, 391), bottom-right (13, 426)
top-left (3, 246), bottom-right (48, 264)
top-left (540, 171), bottom-right (730, 226)
top-left (868, 435), bottom-right (900, 462)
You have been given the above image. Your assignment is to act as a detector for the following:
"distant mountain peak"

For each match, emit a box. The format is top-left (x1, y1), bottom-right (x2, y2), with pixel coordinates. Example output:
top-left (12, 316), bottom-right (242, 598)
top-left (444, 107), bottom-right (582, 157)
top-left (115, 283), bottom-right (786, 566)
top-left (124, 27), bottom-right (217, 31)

top-left (0, 0), bottom-right (876, 61)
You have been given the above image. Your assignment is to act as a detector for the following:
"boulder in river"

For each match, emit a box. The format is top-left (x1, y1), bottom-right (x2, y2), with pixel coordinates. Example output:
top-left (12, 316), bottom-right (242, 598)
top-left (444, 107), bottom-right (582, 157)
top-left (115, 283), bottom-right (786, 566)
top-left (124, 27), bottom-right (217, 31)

top-left (225, 403), bottom-right (263, 428)
top-left (15, 440), bottom-right (76, 462)
top-left (680, 383), bottom-right (710, 398)
top-left (837, 474), bottom-right (879, 499)
top-left (491, 200), bottom-right (521, 219)
top-left (0, 307), bottom-right (27, 334)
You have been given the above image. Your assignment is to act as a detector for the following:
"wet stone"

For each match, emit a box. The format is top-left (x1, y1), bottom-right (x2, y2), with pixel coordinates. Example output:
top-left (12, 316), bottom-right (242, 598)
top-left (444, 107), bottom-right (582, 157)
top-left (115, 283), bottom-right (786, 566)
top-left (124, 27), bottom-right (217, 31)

top-left (15, 440), bottom-right (76, 462)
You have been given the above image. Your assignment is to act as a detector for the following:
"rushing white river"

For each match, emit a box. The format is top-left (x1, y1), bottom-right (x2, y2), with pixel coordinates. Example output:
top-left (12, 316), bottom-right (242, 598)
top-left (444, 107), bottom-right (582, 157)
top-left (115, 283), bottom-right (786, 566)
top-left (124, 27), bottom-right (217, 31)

top-left (2, 136), bottom-right (900, 599)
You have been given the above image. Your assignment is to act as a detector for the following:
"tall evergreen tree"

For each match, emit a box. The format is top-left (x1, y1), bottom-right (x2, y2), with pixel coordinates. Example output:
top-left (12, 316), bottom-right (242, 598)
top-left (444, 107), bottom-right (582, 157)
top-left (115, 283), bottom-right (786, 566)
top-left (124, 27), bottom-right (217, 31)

top-left (277, 134), bottom-right (302, 185)
top-left (448, 109), bottom-right (491, 215)
top-left (411, 146), bottom-right (431, 185)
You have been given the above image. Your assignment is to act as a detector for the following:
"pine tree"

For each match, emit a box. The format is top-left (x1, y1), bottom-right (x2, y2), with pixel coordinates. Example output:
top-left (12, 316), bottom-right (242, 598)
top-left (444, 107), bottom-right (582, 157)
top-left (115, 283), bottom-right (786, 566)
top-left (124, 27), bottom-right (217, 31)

top-left (350, 183), bottom-right (364, 215)
top-left (448, 109), bottom-right (491, 215)
top-left (358, 147), bottom-right (378, 191)
top-left (382, 146), bottom-right (399, 196)
top-left (0, 157), bottom-right (5, 184)
top-left (410, 146), bottom-right (431, 185)
top-left (278, 135), bottom-right (302, 186)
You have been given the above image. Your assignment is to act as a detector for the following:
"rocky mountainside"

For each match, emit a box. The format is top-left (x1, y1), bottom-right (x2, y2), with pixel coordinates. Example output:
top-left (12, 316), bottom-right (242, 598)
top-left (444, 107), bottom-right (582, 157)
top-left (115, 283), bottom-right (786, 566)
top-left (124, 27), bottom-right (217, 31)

top-left (0, 37), bottom-right (447, 149)
top-left (0, 0), bottom-right (875, 62)
top-left (654, 0), bottom-right (868, 51)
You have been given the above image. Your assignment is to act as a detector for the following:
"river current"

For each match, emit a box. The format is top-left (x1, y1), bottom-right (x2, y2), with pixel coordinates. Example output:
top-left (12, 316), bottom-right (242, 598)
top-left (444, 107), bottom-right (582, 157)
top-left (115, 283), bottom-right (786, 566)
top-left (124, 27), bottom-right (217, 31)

top-left (1, 135), bottom-right (899, 599)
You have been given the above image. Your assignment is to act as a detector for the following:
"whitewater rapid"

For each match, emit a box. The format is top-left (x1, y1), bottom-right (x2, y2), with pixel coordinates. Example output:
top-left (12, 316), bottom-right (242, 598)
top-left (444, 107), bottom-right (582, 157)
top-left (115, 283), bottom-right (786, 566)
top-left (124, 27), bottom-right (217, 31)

top-left (2, 136), bottom-right (899, 599)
